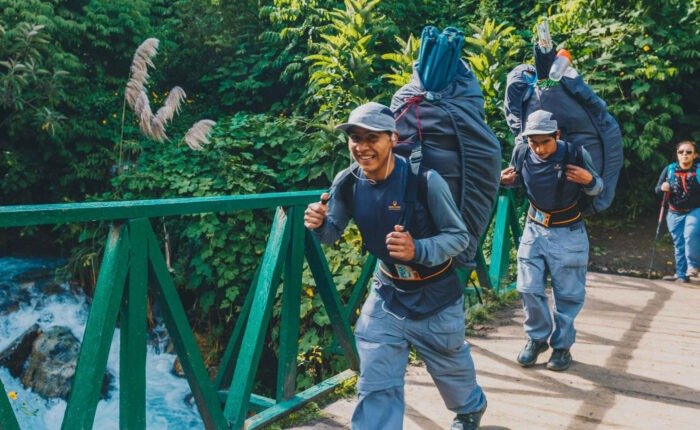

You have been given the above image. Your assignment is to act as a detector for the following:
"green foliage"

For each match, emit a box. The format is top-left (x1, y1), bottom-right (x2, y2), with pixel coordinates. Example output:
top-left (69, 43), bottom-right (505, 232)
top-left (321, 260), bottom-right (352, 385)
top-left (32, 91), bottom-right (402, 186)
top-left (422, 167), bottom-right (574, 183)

top-left (260, 0), bottom-right (335, 112)
top-left (381, 33), bottom-right (420, 87)
top-left (110, 112), bottom-right (334, 315)
top-left (0, 22), bottom-right (67, 133)
top-left (305, 0), bottom-right (389, 120)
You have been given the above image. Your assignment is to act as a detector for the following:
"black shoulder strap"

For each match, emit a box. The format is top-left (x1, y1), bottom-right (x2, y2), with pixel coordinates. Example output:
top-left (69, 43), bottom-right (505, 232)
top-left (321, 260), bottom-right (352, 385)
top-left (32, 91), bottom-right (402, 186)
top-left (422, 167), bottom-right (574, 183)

top-left (513, 143), bottom-right (529, 175)
top-left (399, 149), bottom-right (423, 231)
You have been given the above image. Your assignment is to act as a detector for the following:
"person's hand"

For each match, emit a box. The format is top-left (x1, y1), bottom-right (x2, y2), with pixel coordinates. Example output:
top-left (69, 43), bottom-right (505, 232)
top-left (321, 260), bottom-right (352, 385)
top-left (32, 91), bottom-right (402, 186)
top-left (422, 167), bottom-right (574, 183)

top-left (565, 164), bottom-right (593, 185)
top-left (386, 225), bottom-right (415, 262)
top-left (660, 182), bottom-right (671, 192)
top-left (500, 166), bottom-right (517, 185)
top-left (304, 192), bottom-right (329, 229)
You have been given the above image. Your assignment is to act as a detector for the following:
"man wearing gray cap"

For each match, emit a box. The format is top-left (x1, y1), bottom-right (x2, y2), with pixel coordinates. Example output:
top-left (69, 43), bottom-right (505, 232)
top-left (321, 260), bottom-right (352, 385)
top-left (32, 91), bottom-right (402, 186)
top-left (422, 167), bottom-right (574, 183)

top-left (305, 101), bottom-right (487, 429)
top-left (501, 109), bottom-right (603, 371)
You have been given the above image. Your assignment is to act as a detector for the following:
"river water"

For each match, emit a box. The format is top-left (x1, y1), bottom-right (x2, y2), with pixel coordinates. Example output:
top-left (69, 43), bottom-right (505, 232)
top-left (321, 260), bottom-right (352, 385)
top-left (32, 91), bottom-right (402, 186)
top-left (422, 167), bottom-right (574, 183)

top-left (0, 257), bottom-right (204, 429)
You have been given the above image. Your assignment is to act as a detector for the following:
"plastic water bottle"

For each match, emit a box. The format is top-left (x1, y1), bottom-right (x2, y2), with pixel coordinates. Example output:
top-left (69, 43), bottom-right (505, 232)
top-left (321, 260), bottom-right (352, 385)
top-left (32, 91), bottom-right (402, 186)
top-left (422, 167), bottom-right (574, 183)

top-left (537, 20), bottom-right (552, 54)
top-left (549, 49), bottom-right (572, 81)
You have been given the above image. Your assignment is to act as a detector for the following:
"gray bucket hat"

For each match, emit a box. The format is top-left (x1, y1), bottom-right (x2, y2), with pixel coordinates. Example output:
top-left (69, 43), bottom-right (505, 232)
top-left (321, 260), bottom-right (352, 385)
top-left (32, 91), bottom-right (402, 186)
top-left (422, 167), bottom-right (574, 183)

top-left (336, 102), bottom-right (396, 133)
top-left (522, 109), bottom-right (558, 136)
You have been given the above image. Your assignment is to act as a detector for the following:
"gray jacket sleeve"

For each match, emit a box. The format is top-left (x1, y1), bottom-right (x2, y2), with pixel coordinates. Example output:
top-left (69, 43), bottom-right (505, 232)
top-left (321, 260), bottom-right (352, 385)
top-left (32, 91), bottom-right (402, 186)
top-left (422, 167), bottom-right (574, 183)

top-left (412, 170), bottom-right (470, 267)
top-left (581, 147), bottom-right (604, 196)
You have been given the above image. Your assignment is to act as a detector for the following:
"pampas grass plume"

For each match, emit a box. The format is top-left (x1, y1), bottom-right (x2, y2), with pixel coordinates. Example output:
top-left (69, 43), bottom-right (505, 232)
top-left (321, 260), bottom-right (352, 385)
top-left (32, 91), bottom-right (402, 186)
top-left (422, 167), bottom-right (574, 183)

top-left (183, 120), bottom-right (216, 151)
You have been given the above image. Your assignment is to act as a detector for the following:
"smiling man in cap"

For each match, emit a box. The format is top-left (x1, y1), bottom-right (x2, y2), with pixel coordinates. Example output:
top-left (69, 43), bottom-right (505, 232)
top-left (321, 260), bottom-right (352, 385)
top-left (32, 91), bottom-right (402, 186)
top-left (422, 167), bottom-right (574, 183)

top-left (305, 101), bottom-right (488, 429)
top-left (501, 109), bottom-right (603, 371)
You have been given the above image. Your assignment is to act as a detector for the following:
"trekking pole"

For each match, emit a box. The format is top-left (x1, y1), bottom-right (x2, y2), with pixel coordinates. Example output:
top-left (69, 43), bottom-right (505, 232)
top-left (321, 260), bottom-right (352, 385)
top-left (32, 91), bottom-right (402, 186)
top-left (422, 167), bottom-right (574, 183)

top-left (648, 191), bottom-right (670, 278)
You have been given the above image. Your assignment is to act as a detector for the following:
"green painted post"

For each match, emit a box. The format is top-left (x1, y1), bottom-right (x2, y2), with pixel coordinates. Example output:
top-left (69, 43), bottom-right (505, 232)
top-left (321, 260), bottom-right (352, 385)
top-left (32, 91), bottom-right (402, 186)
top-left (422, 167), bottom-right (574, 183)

top-left (63, 224), bottom-right (130, 430)
top-left (488, 195), bottom-right (513, 292)
top-left (474, 243), bottom-right (493, 290)
top-left (145, 224), bottom-right (228, 430)
top-left (214, 267), bottom-right (258, 391)
top-left (224, 208), bottom-right (290, 429)
top-left (277, 206), bottom-right (304, 401)
top-left (304, 230), bottom-right (359, 370)
top-left (344, 254), bottom-right (376, 321)
top-left (0, 377), bottom-right (20, 430)
top-left (120, 219), bottom-right (149, 429)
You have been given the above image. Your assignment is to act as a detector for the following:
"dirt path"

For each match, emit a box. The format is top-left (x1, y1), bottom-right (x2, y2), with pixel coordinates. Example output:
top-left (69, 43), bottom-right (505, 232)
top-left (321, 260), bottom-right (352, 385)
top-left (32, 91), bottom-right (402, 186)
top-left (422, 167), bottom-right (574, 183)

top-left (587, 211), bottom-right (676, 278)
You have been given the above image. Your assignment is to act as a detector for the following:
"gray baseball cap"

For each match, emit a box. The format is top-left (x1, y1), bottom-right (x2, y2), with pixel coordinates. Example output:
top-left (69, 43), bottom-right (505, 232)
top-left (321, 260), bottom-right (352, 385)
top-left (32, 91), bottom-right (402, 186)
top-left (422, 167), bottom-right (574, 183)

top-left (522, 109), bottom-right (558, 136)
top-left (336, 102), bottom-right (396, 133)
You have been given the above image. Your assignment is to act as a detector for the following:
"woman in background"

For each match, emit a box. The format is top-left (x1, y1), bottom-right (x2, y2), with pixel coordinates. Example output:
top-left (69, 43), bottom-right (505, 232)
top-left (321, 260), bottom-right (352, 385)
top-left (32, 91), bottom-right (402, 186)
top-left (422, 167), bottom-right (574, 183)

top-left (656, 140), bottom-right (700, 283)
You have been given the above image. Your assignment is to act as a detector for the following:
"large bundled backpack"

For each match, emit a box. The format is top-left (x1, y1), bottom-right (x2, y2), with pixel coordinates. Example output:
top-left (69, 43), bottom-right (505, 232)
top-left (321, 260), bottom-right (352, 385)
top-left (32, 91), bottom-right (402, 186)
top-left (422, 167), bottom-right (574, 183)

top-left (504, 51), bottom-right (623, 214)
top-left (391, 60), bottom-right (502, 265)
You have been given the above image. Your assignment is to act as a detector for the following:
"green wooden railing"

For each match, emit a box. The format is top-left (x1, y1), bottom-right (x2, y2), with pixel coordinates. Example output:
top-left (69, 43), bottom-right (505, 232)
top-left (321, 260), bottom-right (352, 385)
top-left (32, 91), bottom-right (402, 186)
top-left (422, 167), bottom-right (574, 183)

top-left (0, 189), bottom-right (524, 430)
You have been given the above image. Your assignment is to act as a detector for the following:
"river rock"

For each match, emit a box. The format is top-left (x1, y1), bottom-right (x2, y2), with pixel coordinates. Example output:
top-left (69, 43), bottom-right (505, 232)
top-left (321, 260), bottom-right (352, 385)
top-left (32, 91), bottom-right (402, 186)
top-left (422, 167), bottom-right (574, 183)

top-left (0, 281), bottom-right (33, 315)
top-left (0, 323), bottom-right (41, 377)
top-left (20, 326), bottom-right (113, 400)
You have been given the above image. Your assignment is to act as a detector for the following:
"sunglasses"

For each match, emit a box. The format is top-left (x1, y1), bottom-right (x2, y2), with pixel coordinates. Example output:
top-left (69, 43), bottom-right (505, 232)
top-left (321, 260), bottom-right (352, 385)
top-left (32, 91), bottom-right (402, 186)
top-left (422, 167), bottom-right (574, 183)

top-left (677, 150), bottom-right (695, 155)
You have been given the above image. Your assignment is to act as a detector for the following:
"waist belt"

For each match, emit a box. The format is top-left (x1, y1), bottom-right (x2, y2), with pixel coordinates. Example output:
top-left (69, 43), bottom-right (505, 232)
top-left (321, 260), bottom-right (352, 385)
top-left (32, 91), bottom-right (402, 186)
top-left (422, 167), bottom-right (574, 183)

top-left (528, 202), bottom-right (582, 228)
top-left (379, 258), bottom-right (454, 290)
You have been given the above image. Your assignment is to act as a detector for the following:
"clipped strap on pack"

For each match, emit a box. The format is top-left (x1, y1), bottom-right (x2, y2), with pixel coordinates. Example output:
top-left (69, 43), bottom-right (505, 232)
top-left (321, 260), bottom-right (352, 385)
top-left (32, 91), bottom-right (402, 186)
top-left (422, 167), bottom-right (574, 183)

top-left (395, 95), bottom-right (425, 145)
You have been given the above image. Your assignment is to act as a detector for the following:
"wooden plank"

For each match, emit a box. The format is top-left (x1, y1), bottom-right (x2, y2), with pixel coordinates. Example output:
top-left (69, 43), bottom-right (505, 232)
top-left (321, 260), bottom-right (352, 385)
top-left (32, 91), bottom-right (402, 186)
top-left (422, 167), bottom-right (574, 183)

top-left (62, 224), bottom-right (130, 430)
top-left (224, 207), bottom-right (290, 429)
top-left (277, 206), bottom-right (305, 401)
top-left (304, 230), bottom-right (359, 370)
top-left (0, 376), bottom-right (20, 430)
top-left (247, 369), bottom-right (357, 429)
top-left (0, 190), bottom-right (323, 227)
top-left (146, 225), bottom-right (228, 430)
top-left (120, 219), bottom-right (149, 429)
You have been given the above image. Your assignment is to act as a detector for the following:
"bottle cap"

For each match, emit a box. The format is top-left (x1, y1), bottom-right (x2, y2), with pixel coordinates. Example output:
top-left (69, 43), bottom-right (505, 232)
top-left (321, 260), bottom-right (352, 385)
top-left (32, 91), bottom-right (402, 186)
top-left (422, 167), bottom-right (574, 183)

top-left (557, 49), bottom-right (572, 62)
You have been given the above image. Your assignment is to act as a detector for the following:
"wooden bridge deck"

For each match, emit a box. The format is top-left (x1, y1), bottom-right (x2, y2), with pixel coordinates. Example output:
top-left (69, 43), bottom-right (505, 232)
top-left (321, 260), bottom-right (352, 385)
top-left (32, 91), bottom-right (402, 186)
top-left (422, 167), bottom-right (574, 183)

top-left (293, 273), bottom-right (700, 430)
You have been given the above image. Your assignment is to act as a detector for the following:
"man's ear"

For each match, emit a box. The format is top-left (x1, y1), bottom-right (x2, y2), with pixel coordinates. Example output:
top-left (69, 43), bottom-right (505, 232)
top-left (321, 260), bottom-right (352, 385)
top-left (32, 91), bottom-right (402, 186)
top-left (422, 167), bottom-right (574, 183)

top-left (391, 132), bottom-right (399, 146)
top-left (555, 130), bottom-right (561, 140)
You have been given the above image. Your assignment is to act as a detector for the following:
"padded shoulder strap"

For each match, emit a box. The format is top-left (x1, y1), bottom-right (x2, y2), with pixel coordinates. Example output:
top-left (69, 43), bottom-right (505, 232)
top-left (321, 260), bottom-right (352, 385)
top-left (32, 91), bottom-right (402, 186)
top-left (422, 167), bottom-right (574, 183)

top-left (667, 162), bottom-right (678, 185)
top-left (513, 144), bottom-right (529, 174)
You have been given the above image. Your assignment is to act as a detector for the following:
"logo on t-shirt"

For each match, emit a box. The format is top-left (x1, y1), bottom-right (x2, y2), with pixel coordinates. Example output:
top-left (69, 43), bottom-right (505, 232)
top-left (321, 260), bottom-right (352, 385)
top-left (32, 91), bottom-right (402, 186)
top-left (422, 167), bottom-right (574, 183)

top-left (388, 200), bottom-right (402, 211)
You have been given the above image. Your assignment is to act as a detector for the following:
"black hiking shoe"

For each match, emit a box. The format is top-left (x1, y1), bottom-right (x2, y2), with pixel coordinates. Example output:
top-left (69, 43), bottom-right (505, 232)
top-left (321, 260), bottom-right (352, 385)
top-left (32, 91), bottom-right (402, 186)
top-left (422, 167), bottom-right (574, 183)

top-left (517, 339), bottom-right (548, 367)
top-left (450, 402), bottom-right (487, 430)
top-left (547, 348), bottom-right (572, 371)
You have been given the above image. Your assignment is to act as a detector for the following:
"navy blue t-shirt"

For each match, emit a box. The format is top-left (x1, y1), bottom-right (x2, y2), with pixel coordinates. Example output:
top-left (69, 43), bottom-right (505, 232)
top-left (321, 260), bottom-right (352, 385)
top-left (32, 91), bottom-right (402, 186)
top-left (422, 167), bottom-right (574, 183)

top-left (316, 156), bottom-right (470, 319)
